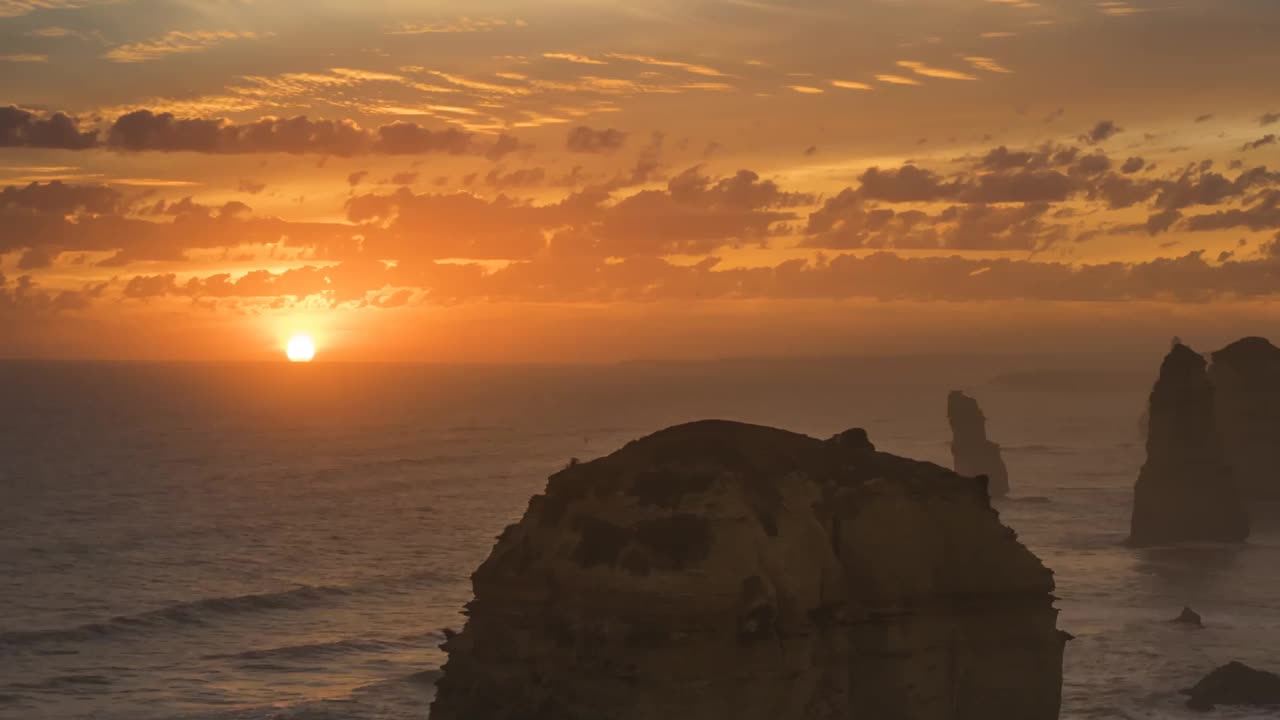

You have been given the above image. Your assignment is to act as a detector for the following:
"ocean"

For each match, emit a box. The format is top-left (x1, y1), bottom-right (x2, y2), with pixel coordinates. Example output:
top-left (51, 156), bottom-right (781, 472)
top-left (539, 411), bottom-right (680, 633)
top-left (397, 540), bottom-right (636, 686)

top-left (2, 356), bottom-right (1278, 720)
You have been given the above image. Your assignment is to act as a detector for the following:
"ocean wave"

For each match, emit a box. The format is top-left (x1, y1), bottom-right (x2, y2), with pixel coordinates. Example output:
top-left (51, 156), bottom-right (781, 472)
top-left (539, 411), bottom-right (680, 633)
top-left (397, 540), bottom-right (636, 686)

top-left (10, 674), bottom-right (113, 690)
top-left (0, 585), bottom-right (351, 648)
top-left (204, 631), bottom-right (440, 663)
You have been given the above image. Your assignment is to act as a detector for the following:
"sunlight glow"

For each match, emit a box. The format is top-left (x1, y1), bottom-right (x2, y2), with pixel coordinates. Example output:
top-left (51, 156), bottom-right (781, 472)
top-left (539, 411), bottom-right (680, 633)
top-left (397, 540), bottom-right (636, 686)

top-left (285, 334), bottom-right (317, 362)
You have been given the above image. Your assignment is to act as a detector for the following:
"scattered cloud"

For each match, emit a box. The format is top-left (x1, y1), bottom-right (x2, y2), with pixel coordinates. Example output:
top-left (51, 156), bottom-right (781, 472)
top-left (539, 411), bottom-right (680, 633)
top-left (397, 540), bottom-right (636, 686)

top-left (964, 56), bottom-right (1012, 74)
top-left (104, 31), bottom-right (263, 64)
top-left (607, 53), bottom-right (731, 78)
top-left (565, 126), bottom-right (626, 153)
top-left (542, 52), bottom-right (606, 65)
top-left (1, 106), bottom-right (98, 149)
top-left (1097, 1), bottom-right (1146, 16)
top-left (25, 25), bottom-right (80, 37)
top-left (388, 18), bottom-right (526, 34)
top-left (1243, 135), bottom-right (1277, 152)
top-left (897, 61), bottom-right (977, 81)
top-left (0, 54), bottom-right (49, 62)
top-left (830, 80), bottom-right (872, 90)
top-left (1080, 120), bottom-right (1122, 144)
top-left (876, 74), bottom-right (921, 86)
top-left (0, 0), bottom-right (106, 17)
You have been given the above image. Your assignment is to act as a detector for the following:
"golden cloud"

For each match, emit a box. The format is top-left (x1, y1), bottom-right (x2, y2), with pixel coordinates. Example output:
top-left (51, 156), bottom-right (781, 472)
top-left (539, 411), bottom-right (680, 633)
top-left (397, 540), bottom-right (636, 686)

top-left (897, 61), bottom-right (978, 81)
top-left (104, 30), bottom-right (263, 64)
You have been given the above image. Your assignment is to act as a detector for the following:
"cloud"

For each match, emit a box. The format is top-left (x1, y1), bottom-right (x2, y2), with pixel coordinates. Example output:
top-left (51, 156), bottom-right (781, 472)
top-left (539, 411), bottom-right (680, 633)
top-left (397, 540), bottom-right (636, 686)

top-left (606, 53), bottom-right (731, 78)
top-left (0, 183), bottom-right (366, 266)
top-left (484, 167), bottom-right (547, 189)
top-left (1183, 190), bottom-right (1280, 233)
top-left (104, 110), bottom-right (485, 156)
top-left (788, 85), bottom-right (824, 94)
top-left (566, 126), bottom-right (627, 153)
top-left (858, 165), bottom-right (961, 202)
top-left (0, 274), bottom-right (106, 314)
top-left (0, 0), bottom-right (105, 17)
top-left (1262, 113), bottom-right (1280, 127)
top-left (342, 166), bottom-right (812, 260)
top-left (108, 248), bottom-right (1280, 308)
top-left (388, 18), bottom-right (525, 34)
top-left (25, 25), bottom-right (81, 37)
top-left (897, 61), bottom-right (977, 81)
top-left (1243, 134), bottom-right (1277, 151)
top-left (875, 74), bottom-right (921, 86)
top-left (543, 52), bottom-right (606, 65)
top-left (0, 180), bottom-right (125, 216)
top-left (104, 31), bottom-right (262, 64)
top-left (1080, 120), bottom-right (1122, 144)
top-left (801, 189), bottom-right (938, 249)
top-left (1097, 2), bottom-right (1146, 16)
top-left (1, 106), bottom-right (98, 149)
top-left (830, 80), bottom-right (872, 90)
top-left (0, 54), bottom-right (48, 62)
top-left (964, 56), bottom-right (1012, 74)
top-left (484, 133), bottom-right (524, 161)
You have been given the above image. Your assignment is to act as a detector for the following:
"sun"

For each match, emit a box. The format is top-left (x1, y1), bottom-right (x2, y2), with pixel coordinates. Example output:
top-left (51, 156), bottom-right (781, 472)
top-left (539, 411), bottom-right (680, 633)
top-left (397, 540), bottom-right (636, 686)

top-left (285, 334), bottom-right (317, 363)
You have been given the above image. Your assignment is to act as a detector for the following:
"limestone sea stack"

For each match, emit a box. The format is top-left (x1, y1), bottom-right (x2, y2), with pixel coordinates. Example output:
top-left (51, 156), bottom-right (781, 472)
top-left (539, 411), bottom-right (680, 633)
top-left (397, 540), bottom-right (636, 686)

top-left (947, 391), bottom-right (1010, 497)
top-left (1128, 343), bottom-right (1249, 546)
top-left (431, 420), bottom-right (1067, 720)
top-left (1209, 337), bottom-right (1280, 501)
top-left (1184, 661), bottom-right (1280, 711)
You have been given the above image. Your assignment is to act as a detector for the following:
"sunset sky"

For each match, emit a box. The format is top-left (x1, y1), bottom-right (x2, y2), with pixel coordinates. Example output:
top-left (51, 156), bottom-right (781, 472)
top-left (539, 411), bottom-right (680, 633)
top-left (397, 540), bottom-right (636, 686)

top-left (2, 0), bottom-right (1279, 361)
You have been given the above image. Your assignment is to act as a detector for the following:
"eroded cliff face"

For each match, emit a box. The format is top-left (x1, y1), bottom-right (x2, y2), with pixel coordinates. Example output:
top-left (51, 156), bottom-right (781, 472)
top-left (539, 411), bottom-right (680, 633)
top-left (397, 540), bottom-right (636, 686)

top-left (431, 420), bottom-right (1066, 720)
top-left (1209, 337), bottom-right (1280, 501)
top-left (947, 391), bottom-right (1010, 497)
top-left (1129, 344), bottom-right (1249, 546)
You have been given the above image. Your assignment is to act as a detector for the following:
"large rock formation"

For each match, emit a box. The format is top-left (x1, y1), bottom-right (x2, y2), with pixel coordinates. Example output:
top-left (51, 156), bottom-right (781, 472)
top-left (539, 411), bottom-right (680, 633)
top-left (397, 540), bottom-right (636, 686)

top-left (1184, 661), bottom-right (1280, 711)
top-left (947, 391), bottom-right (1010, 497)
top-left (1128, 343), bottom-right (1249, 546)
top-left (432, 420), bottom-right (1067, 720)
top-left (1209, 337), bottom-right (1280, 501)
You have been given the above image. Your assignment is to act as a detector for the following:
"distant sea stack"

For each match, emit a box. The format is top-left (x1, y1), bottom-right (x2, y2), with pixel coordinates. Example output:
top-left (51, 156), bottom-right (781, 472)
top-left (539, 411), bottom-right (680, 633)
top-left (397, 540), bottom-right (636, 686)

top-left (431, 420), bottom-right (1067, 720)
top-left (947, 391), bottom-right (1010, 497)
top-left (1128, 343), bottom-right (1249, 546)
top-left (1209, 337), bottom-right (1280, 501)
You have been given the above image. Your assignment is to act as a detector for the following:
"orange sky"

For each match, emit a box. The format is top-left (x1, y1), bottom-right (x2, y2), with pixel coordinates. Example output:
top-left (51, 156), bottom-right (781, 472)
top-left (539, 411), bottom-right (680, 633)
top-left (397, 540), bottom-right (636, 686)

top-left (2, 0), bottom-right (1279, 361)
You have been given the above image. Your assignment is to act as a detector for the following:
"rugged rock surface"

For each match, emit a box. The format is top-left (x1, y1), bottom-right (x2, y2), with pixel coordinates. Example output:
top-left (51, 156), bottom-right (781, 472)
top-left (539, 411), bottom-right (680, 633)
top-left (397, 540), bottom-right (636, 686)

top-left (947, 391), bottom-right (1010, 497)
top-left (1128, 343), bottom-right (1249, 546)
top-left (431, 420), bottom-right (1067, 720)
top-left (1171, 606), bottom-right (1203, 628)
top-left (1184, 661), bottom-right (1280, 711)
top-left (1209, 337), bottom-right (1280, 501)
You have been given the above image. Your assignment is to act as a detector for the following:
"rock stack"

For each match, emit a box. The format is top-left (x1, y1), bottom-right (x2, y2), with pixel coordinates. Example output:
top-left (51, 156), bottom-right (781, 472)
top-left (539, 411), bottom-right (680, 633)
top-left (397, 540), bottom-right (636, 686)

top-left (1209, 337), bottom-right (1280, 501)
top-left (431, 420), bottom-right (1067, 720)
top-left (1128, 343), bottom-right (1249, 546)
top-left (947, 391), bottom-right (1010, 497)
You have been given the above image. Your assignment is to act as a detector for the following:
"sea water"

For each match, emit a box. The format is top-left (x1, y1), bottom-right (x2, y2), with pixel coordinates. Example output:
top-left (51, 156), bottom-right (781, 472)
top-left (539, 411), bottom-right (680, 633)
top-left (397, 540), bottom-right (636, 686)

top-left (1, 357), bottom-right (1276, 719)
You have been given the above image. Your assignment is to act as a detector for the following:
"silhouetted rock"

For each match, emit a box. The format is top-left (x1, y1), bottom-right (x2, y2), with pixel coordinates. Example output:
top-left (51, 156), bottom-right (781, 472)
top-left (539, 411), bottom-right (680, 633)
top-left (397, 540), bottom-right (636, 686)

top-left (1171, 606), bottom-right (1203, 627)
top-left (947, 391), bottom-right (1010, 497)
top-left (1184, 661), bottom-right (1280, 711)
top-left (1210, 337), bottom-right (1280, 501)
top-left (431, 420), bottom-right (1067, 720)
top-left (1128, 343), bottom-right (1249, 546)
